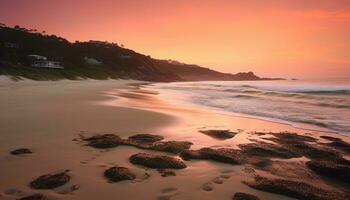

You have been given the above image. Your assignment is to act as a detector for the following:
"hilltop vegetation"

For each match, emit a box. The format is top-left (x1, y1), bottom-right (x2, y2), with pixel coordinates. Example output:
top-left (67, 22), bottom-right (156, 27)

top-left (0, 24), bottom-right (266, 81)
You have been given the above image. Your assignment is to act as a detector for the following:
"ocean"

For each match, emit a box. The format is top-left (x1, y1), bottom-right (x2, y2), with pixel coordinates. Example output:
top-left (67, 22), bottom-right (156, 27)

top-left (149, 79), bottom-right (350, 134)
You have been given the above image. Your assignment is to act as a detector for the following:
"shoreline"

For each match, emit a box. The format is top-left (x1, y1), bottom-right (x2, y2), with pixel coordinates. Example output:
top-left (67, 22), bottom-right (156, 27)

top-left (103, 82), bottom-right (349, 139)
top-left (146, 80), bottom-right (350, 135)
top-left (0, 78), bottom-right (349, 200)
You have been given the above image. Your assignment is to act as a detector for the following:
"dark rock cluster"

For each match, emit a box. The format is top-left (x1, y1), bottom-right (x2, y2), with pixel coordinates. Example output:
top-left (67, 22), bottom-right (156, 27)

top-left (104, 167), bottom-right (136, 182)
top-left (306, 160), bottom-right (350, 183)
top-left (232, 192), bottom-right (260, 200)
top-left (77, 131), bottom-right (350, 200)
top-left (150, 141), bottom-right (193, 154)
top-left (84, 134), bottom-right (122, 148)
top-left (245, 175), bottom-right (349, 200)
top-left (181, 148), bottom-right (243, 164)
top-left (10, 148), bottom-right (32, 155)
top-left (30, 171), bottom-right (70, 189)
top-left (325, 140), bottom-right (350, 153)
top-left (128, 134), bottom-right (164, 144)
top-left (199, 130), bottom-right (238, 140)
top-left (84, 133), bottom-right (192, 154)
top-left (239, 142), bottom-right (298, 159)
top-left (18, 194), bottom-right (48, 200)
top-left (129, 153), bottom-right (187, 169)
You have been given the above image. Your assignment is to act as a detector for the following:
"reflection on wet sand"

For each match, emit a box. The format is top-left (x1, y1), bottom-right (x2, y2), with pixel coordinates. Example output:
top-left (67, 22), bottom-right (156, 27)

top-left (96, 83), bottom-right (350, 200)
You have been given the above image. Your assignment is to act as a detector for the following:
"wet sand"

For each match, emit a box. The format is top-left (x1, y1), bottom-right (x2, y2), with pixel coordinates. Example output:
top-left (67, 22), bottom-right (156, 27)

top-left (0, 77), bottom-right (349, 200)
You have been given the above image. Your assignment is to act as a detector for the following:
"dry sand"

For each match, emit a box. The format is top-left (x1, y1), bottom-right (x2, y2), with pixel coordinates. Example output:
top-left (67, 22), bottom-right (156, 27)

top-left (0, 77), bottom-right (349, 200)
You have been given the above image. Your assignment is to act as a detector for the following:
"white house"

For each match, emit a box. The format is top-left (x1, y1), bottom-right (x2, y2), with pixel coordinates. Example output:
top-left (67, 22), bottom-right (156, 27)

top-left (28, 54), bottom-right (64, 69)
top-left (28, 54), bottom-right (47, 60)
top-left (32, 60), bottom-right (63, 69)
top-left (83, 56), bottom-right (102, 65)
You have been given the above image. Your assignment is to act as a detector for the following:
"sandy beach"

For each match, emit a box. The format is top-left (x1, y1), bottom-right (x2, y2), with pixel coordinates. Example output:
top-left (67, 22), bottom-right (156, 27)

top-left (0, 77), bottom-right (349, 200)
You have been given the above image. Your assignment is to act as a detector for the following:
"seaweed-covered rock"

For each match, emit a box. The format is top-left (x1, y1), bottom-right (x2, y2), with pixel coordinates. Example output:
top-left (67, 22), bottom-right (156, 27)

top-left (254, 160), bottom-right (317, 180)
top-left (325, 141), bottom-right (350, 153)
top-left (306, 160), bottom-right (350, 183)
top-left (82, 133), bottom-right (193, 154)
top-left (30, 172), bottom-right (70, 189)
top-left (150, 141), bottom-right (193, 154)
top-left (239, 142), bottom-right (299, 159)
top-left (304, 147), bottom-right (340, 160)
top-left (128, 134), bottom-right (164, 144)
top-left (292, 143), bottom-right (345, 162)
top-left (104, 167), bottom-right (136, 182)
top-left (262, 132), bottom-right (347, 162)
top-left (244, 175), bottom-right (349, 200)
top-left (124, 138), bottom-right (192, 154)
top-left (247, 158), bottom-right (272, 169)
top-left (199, 130), bottom-right (237, 140)
top-left (84, 134), bottom-right (122, 148)
top-left (18, 194), bottom-right (48, 200)
top-left (233, 192), bottom-right (260, 200)
top-left (268, 132), bottom-right (317, 143)
top-left (129, 153), bottom-right (186, 169)
top-left (10, 148), bottom-right (32, 155)
top-left (181, 148), bottom-right (243, 164)
top-left (180, 149), bottom-right (203, 160)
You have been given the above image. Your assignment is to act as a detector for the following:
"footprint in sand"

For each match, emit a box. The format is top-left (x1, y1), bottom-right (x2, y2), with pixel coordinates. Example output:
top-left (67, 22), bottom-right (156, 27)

top-left (157, 187), bottom-right (178, 200)
top-left (161, 187), bottom-right (178, 194)
top-left (212, 177), bottom-right (224, 184)
top-left (56, 184), bottom-right (80, 194)
top-left (219, 169), bottom-right (233, 180)
top-left (220, 174), bottom-right (230, 179)
top-left (201, 169), bottom-right (233, 191)
top-left (131, 173), bottom-right (151, 183)
top-left (201, 182), bottom-right (215, 191)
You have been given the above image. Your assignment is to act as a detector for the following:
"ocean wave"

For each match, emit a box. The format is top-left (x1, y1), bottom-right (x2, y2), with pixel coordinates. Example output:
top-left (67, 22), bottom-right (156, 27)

top-left (230, 94), bottom-right (261, 99)
top-left (315, 103), bottom-right (350, 109)
top-left (299, 90), bottom-right (350, 95)
top-left (293, 119), bottom-right (329, 128)
top-left (261, 91), bottom-right (303, 98)
top-left (224, 89), bottom-right (261, 94)
top-left (240, 85), bottom-right (258, 89)
top-left (152, 80), bottom-right (350, 133)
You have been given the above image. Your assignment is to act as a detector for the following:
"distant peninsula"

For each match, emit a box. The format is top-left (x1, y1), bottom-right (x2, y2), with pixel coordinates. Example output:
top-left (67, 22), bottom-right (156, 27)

top-left (0, 24), bottom-right (282, 82)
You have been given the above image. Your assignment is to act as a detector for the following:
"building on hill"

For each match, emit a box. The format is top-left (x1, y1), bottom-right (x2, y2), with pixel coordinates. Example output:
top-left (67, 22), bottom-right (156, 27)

top-left (83, 56), bottom-right (102, 65)
top-left (32, 60), bottom-right (63, 69)
top-left (28, 54), bottom-right (47, 60)
top-left (27, 54), bottom-right (64, 69)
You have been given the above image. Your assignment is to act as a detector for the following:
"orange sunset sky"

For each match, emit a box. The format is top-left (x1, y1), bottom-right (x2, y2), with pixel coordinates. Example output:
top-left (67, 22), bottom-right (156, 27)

top-left (1, 0), bottom-right (350, 79)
